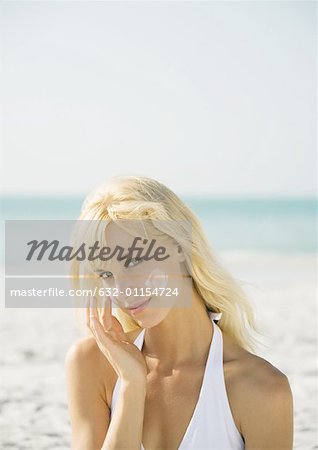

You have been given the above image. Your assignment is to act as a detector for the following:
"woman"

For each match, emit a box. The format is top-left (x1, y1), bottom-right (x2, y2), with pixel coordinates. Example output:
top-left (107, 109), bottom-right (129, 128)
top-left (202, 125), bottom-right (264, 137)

top-left (65, 175), bottom-right (294, 450)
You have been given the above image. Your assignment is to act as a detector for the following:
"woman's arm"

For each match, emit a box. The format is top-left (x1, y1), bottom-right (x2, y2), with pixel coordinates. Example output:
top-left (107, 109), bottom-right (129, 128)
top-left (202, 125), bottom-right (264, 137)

top-left (65, 337), bottom-right (111, 450)
top-left (65, 337), bottom-right (147, 450)
top-left (101, 380), bottom-right (146, 450)
top-left (239, 362), bottom-right (294, 450)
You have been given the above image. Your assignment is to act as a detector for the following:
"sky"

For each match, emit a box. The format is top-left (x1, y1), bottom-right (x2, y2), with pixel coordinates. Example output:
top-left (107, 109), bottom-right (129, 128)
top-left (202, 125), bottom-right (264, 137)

top-left (1, 1), bottom-right (316, 198)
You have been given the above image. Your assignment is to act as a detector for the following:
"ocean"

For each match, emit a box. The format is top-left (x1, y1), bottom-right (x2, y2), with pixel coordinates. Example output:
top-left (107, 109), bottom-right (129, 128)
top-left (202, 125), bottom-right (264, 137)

top-left (1, 196), bottom-right (317, 254)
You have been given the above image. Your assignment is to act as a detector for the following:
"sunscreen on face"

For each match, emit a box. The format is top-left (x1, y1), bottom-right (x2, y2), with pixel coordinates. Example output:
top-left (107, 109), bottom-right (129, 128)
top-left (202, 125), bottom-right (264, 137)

top-left (145, 267), bottom-right (168, 290)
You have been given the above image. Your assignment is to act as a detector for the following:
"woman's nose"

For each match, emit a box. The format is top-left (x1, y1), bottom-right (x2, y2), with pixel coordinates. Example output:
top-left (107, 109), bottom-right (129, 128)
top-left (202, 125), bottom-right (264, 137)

top-left (114, 274), bottom-right (133, 291)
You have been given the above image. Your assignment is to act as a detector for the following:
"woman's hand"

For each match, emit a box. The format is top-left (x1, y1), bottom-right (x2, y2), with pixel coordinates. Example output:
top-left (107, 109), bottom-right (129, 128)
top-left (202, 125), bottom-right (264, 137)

top-left (86, 295), bottom-right (148, 384)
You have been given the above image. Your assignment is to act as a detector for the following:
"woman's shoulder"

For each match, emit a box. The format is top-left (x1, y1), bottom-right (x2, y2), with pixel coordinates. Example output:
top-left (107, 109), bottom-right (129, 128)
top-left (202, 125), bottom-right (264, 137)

top-left (222, 329), bottom-right (290, 385)
top-left (65, 325), bottom-right (143, 361)
top-left (228, 350), bottom-right (291, 394)
top-left (65, 328), bottom-right (141, 363)
top-left (222, 331), bottom-right (293, 438)
top-left (64, 329), bottom-right (141, 376)
top-left (64, 329), bottom-right (142, 405)
top-left (65, 334), bottom-right (104, 367)
top-left (64, 334), bottom-right (114, 394)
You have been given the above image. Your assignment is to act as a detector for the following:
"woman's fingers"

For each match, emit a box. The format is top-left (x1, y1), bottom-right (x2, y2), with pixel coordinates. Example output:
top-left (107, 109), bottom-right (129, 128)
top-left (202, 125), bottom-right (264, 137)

top-left (86, 296), bottom-right (108, 333)
top-left (90, 311), bottom-right (108, 343)
top-left (86, 296), bottom-right (116, 351)
top-left (90, 296), bottom-right (99, 320)
top-left (85, 296), bottom-right (91, 328)
top-left (101, 296), bottom-right (113, 331)
top-left (85, 296), bottom-right (98, 328)
top-left (86, 295), bottom-right (128, 344)
top-left (100, 296), bottom-right (129, 343)
top-left (110, 315), bottom-right (129, 342)
top-left (84, 295), bottom-right (147, 381)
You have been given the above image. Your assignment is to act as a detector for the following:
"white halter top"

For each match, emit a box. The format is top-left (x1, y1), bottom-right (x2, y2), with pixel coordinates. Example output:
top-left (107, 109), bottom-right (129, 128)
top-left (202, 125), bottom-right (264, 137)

top-left (110, 311), bottom-right (245, 449)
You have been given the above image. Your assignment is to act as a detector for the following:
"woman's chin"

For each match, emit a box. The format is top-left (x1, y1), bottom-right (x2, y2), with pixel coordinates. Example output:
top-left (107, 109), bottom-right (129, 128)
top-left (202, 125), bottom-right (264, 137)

top-left (132, 305), bottom-right (173, 328)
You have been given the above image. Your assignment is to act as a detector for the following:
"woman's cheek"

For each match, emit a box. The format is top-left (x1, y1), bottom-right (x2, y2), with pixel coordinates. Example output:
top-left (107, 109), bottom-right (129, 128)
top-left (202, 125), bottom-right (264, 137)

top-left (145, 267), bottom-right (169, 290)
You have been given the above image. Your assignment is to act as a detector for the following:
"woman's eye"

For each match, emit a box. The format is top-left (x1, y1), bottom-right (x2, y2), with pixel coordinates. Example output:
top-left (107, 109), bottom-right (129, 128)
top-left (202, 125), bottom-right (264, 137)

top-left (126, 257), bottom-right (143, 268)
top-left (99, 271), bottom-right (113, 279)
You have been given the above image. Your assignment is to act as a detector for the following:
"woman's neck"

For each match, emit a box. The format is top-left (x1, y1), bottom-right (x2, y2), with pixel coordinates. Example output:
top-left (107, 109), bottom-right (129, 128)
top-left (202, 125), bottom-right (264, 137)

top-left (141, 289), bottom-right (213, 371)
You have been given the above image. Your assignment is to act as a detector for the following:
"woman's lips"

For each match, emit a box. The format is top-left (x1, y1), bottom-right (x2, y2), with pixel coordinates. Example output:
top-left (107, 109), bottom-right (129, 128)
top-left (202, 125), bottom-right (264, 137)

top-left (127, 297), bottom-right (152, 314)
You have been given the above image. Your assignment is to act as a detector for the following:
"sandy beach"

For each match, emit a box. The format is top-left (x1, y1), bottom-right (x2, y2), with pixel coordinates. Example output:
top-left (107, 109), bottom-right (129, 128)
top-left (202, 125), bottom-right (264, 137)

top-left (1, 252), bottom-right (317, 449)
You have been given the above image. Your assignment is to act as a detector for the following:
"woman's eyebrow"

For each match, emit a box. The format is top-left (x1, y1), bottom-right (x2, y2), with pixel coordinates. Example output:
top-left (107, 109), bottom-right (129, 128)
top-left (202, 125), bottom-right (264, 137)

top-left (92, 251), bottom-right (133, 273)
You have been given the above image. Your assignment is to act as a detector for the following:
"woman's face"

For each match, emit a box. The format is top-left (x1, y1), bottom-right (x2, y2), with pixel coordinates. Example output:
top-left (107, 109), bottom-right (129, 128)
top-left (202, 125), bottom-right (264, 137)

top-left (96, 221), bottom-right (192, 328)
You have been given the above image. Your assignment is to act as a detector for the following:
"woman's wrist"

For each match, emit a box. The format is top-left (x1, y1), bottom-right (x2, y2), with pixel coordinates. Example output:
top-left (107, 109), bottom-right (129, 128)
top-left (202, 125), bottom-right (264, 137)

top-left (120, 378), bottom-right (147, 397)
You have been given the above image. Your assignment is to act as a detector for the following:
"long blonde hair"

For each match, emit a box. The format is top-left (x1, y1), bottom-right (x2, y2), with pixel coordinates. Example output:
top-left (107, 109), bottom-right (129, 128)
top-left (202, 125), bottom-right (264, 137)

top-left (71, 175), bottom-right (264, 353)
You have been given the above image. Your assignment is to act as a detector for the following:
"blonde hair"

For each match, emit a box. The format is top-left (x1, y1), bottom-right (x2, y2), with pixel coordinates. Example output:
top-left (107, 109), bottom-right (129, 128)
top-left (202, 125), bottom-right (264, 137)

top-left (71, 175), bottom-right (264, 353)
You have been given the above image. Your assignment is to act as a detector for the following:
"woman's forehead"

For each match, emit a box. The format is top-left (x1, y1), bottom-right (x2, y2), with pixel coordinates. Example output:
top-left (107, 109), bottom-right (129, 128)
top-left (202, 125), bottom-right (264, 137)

top-left (105, 221), bottom-right (143, 246)
top-left (104, 220), bottom-right (175, 254)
